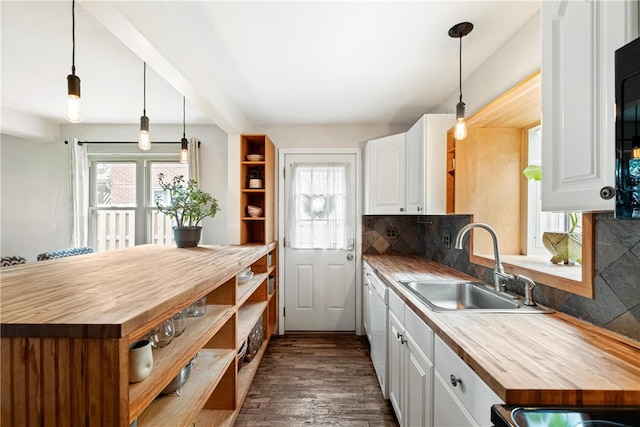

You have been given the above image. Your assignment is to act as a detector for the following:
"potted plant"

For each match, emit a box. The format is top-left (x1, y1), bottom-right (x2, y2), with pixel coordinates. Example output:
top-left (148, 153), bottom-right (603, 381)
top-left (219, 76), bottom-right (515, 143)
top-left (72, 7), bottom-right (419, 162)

top-left (155, 173), bottom-right (219, 248)
top-left (523, 165), bottom-right (582, 265)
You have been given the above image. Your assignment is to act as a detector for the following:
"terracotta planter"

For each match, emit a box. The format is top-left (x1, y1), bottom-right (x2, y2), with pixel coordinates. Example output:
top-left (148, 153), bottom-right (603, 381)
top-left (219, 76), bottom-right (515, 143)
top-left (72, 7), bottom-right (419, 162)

top-left (173, 226), bottom-right (202, 248)
top-left (542, 231), bottom-right (582, 265)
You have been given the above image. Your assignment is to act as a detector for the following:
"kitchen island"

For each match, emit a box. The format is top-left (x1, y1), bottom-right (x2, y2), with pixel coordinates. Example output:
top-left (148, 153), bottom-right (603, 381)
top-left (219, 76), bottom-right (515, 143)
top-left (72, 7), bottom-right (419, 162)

top-left (1, 243), bottom-right (278, 426)
top-left (364, 254), bottom-right (640, 406)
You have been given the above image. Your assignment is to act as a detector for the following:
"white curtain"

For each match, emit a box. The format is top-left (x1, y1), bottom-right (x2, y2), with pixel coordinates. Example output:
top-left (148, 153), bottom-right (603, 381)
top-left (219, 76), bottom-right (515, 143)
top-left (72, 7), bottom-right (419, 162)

top-left (70, 138), bottom-right (89, 247)
top-left (188, 137), bottom-right (201, 186)
top-left (287, 162), bottom-right (352, 250)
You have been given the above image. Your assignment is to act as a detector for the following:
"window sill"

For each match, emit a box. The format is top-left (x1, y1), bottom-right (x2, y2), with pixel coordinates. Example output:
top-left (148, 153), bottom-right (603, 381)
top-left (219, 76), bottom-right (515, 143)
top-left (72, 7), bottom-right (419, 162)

top-left (470, 252), bottom-right (591, 298)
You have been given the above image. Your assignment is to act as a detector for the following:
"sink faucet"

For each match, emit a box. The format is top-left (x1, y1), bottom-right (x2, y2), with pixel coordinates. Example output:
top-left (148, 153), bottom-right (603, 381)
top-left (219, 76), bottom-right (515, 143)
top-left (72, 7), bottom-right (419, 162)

top-left (454, 222), bottom-right (514, 292)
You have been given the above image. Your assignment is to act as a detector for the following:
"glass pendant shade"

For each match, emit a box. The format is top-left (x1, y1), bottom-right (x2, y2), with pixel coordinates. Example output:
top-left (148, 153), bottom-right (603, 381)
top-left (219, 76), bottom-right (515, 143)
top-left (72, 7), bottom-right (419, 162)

top-left (138, 115), bottom-right (151, 151)
top-left (454, 101), bottom-right (467, 140)
top-left (180, 137), bottom-right (189, 163)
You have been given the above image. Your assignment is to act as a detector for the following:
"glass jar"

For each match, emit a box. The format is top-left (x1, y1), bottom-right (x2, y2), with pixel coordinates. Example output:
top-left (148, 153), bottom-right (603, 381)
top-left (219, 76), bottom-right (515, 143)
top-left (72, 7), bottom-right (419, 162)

top-left (147, 319), bottom-right (175, 348)
top-left (190, 296), bottom-right (207, 317)
top-left (172, 308), bottom-right (188, 337)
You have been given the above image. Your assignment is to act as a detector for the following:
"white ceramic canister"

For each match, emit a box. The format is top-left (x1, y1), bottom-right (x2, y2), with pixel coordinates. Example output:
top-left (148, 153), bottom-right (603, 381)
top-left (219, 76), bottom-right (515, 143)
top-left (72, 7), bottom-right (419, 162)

top-left (129, 339), bottom-right (153, 383)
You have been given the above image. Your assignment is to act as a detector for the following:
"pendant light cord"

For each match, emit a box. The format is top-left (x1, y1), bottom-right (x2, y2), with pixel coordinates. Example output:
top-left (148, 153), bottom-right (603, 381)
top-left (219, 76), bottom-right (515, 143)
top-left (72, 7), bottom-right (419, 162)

top-left (143, 62), bottom-right (147, 116)
top-left (458, 36), bottom-right (463, 104)
top-left (183, 96), bottom-right (186, 138)
top-left (71, 0), bottom-right (76, 75)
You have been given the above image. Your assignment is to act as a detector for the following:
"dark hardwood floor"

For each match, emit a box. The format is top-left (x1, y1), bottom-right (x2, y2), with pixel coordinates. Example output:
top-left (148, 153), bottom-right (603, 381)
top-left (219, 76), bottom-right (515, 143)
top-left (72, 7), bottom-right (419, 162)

top-left (235, 333), bottom-right (398, 426)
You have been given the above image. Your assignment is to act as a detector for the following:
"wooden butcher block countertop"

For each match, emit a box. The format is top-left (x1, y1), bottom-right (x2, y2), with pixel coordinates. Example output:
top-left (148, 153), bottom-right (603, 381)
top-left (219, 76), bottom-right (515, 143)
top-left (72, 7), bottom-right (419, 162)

top-left (1, 244), bottom-right (273, 340)
top-left (364, 254), bottom-right (640, 406)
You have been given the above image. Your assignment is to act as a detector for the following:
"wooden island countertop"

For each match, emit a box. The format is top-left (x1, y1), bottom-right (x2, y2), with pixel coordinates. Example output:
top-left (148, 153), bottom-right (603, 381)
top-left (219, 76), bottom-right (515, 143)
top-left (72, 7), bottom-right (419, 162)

top-left (1, 244), bottom-right (273, 340)
top-left (364, 254), bottom-right (640, 406)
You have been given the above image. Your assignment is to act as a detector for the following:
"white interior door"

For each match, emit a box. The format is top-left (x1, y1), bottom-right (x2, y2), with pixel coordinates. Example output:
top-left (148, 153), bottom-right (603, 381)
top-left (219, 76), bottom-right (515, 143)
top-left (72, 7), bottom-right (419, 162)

top-left (283, 153), bottom-right (357, 331)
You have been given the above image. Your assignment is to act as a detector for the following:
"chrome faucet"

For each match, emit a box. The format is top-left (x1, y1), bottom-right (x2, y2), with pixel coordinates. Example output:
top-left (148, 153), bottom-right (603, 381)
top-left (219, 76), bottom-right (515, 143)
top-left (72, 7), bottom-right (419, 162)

top-left (454, 222), bottom-right (514, 292)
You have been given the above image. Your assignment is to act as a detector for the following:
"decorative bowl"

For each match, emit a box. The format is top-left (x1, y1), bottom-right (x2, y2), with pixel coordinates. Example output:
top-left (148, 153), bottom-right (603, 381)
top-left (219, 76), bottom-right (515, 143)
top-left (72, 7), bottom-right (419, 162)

top-left (246, 154), bottom-right (265, 161)
top-left (238, 270), bottom-right (254, 283)
top-left (542, 231), bottom-right (582, 265)
top-left (247, 205), bottom-right (263, 218)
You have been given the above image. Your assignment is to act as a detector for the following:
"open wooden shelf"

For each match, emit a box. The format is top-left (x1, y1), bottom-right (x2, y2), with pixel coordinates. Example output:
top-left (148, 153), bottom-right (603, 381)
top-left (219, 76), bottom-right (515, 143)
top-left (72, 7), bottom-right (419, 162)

top-left (238, 301), bottom-right (268, 345)
top-left (137, 349), bottom-right (236, 427)
top-left (237, 273), bottom-right (268, 306)
top-left (129, 305), bottom-right (235, 422)
top-left (194, 337), bottom-right (270, 427)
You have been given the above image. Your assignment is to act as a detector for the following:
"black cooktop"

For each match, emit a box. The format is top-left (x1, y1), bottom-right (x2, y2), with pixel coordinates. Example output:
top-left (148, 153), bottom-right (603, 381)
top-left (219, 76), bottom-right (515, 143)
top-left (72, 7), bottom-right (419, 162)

top-left (491, 405), bottom-right (640, 427)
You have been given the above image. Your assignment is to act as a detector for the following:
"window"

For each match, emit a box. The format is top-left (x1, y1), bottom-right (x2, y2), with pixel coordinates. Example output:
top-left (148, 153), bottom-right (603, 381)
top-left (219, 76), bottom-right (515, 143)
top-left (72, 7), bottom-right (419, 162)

top-left (525, 125), bottom-right (581, 256)
top-left (89, 157), bottom-right (188, 251)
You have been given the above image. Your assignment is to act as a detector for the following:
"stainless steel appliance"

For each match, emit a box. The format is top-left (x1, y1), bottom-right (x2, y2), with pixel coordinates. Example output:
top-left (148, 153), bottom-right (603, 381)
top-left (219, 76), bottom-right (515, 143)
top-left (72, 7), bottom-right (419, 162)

top-left (615, 36), bottom-right (640, 218)
top-left (492, 404), bottom-right (640, 427)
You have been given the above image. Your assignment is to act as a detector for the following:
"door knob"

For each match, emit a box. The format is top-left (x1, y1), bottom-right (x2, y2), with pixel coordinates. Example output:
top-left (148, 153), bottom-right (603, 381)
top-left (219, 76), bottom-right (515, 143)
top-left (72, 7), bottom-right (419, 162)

top-left (600, 186), bottom-right (615, 200)
top-left (346, 254), bottom-right (354, 261)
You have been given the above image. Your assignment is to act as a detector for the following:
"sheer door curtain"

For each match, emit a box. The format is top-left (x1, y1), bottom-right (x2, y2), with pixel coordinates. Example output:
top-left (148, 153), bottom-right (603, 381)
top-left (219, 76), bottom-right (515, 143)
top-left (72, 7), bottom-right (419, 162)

top-left (287, 163), bottom-right (353, 250)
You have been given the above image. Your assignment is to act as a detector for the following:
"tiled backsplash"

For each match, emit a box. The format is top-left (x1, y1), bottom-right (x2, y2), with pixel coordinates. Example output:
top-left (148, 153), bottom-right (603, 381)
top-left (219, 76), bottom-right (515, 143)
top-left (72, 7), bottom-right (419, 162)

top-left (363, 214), bottom-right (640, 341)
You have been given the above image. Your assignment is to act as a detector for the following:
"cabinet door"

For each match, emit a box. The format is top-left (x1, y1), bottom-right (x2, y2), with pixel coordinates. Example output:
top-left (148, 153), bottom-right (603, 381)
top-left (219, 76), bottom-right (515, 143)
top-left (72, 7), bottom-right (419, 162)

top-left (541, 0), bottom-right (636, 211)
top-left (405, 333), bottom-right (433, 427)
top-left (406, 117), bottom-right (425, 214)
top-left (433, 371), bottom-right (476, 427)
top-left (388, 310), bottom-right (405, 426)
top-left (364, 133), bottom-right (406, 214)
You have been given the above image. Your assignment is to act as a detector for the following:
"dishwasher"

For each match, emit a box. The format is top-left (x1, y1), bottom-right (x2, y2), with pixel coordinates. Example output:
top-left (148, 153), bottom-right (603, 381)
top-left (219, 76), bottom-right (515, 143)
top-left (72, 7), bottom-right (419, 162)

top-left (368, 269), bottom-right (389, 399)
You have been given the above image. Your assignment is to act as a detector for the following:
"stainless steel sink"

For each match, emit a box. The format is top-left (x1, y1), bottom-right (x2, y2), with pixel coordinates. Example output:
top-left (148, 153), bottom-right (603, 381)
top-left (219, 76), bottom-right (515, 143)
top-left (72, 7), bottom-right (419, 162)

top-left (399, 280), bottom-right (550, 313)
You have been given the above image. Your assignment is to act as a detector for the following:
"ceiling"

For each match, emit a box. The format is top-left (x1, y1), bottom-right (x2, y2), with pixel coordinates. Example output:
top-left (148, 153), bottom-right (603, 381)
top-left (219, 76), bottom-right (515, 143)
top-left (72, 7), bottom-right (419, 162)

top-left (1, 1), bottom-right (540, 136)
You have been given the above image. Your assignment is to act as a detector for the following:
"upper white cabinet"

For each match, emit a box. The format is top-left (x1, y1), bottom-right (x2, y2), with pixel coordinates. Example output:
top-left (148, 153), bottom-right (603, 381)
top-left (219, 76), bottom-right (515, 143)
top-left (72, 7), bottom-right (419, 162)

top-left (364, 114), bottom-right (454, 215)
top-left (406, 114), bottom-right (455, 214)
top-left (364, 133), bottom-right (406, 214)
top-left (541, 0), bottom-right (639, 211)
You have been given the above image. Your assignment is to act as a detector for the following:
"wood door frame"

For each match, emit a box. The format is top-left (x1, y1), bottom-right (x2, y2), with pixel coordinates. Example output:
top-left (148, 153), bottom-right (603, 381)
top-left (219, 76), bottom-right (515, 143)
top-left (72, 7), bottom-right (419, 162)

top-left (278, 148), bottom-right (362, 335)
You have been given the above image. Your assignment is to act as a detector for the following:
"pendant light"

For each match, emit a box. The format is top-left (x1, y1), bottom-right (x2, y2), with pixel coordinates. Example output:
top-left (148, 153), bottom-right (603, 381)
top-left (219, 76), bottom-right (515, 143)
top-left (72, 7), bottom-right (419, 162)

top-left (138, 62), bottom-right (151, 151)
top-left (180, 96), bottom-right (189, 164)
top-left (64, 0), bottom-right (82, 123)
top-left (449, 22), bottom-right (473, 141)
top-left (632, 106), bottom-right (640, 159)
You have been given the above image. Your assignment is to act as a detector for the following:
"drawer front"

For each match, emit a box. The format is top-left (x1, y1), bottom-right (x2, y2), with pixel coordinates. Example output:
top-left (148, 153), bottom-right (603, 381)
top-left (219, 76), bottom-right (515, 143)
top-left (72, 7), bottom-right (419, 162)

top-left (404, 304), bottom-right (433, 362)
top-left (388, 288), bottom-right (405, 323)
top-left (434, 335), bottom-right (503, 426)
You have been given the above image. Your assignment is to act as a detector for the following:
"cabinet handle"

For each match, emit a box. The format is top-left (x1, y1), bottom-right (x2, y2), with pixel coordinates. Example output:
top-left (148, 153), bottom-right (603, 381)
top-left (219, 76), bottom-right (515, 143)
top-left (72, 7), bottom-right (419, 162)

top-left (417, 206), bottom-right (422, 212)
top-left (396, 332), bottom-right (407, 345)
top-left (400, 207), bottom-right (405, 212)
top-left (450, 374), bottom-right (462, 387)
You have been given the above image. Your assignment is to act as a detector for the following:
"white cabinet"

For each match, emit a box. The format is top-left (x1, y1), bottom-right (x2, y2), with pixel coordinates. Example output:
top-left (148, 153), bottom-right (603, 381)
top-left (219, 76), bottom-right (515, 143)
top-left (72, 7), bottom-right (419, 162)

top-left (364, 133), bottom-right (406, 214)
top-left (541, 0), bottom-right (639, 211)
top-left (387, 289), bottom-right (434, 427)
top-left (364, 114), bottom-right (454, 215)
top-left (406, 114), bottom-right (455, 214)
top-left (433, 335), bottom-right (503, 427)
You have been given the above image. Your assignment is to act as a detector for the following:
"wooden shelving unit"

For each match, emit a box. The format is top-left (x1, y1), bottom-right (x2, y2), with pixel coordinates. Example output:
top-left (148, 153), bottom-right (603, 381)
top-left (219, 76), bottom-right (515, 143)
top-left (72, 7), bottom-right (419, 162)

top-left (240, 134), bottom-right (275, 244)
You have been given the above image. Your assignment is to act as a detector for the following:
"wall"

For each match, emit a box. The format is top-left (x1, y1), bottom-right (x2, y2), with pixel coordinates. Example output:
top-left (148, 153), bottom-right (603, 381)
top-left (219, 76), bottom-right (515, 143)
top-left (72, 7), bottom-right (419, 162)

top-left (1, 134), bottom-right (72, 261)
top-left (363, 214), bottom-right (640, 341)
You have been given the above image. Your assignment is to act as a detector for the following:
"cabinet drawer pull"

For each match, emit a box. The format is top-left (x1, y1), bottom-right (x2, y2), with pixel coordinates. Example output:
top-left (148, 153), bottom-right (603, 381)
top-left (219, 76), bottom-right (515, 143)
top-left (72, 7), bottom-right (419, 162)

top-left (450, 374), bottom-right (462, 387)
top-left (396, 332), bottom-right (407, 344)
